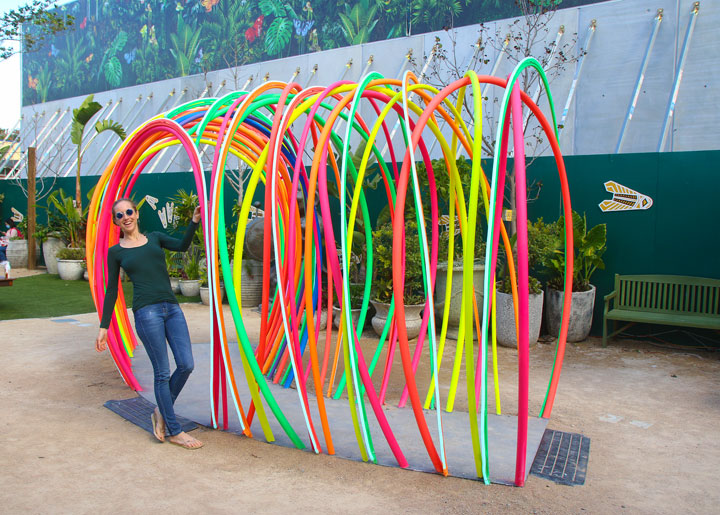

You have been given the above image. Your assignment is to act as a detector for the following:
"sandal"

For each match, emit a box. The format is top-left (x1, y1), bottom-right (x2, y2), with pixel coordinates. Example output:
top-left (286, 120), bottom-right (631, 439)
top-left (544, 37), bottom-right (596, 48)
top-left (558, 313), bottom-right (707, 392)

top-left (150, 411), bottom-right (165, 442)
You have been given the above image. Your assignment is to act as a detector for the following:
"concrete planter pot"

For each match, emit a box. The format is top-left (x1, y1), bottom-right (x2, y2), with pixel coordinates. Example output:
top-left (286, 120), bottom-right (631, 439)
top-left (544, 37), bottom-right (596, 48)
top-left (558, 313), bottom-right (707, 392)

top-left (43, 237), bottom-right (65, 274)
top-left (545, 285), bottom-right (597, 343)
top-left (199, 285), bottom-right (226, 305)
top-left (57, 259), bottom-right (85, 280)
top-left (435, 261), bottom-right (485, 340)
top-left (371, 300), bottom-right (424, 340)
top-left (7, 239), bottom-right (41, 268)
top-left (332, 306), bottom-right (362, 330)
top-left (179, 279), bottom-right (200, 297)
top-left (496, 290), bottom-right (544, 348)
top-left (239, 258), bottom-right (263, 308)
top-left (169, 277), bottom-right (181, 293)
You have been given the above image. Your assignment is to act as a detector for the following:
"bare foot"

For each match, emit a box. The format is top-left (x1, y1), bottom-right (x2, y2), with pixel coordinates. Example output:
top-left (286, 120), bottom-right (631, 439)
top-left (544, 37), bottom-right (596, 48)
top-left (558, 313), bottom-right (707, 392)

top-left (168, 431), bottom-right (203, 449)
top-left (151, 408), bottom-right (165, 442)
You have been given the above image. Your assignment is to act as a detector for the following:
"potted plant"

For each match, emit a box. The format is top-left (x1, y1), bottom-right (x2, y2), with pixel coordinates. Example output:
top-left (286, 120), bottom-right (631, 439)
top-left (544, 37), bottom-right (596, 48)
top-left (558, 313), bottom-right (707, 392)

top-left (416, 156), bottom-right (488, 340)
top-left (33, 223), bottom-right (64, 273)
top-left (434, 227), bottom-right (487, 341)
top-left (165, 249), bottom-right (182, 293)
top-left (495, 219), bottom-right (557, 348)
top-left (179, 248), bottom-right (202, 298)
top-left (545, 211), bottom-right (607, 343)
top-left (5, 219), bottom-right (40, 269)
top-left (56, 247), bottom-right (86, 280)
top-left (332, 271), bottom-right (368, 330)
top-left (369, 219), bottom-right (426, 339)
top-left (199, 268), bottom-right (226, 306)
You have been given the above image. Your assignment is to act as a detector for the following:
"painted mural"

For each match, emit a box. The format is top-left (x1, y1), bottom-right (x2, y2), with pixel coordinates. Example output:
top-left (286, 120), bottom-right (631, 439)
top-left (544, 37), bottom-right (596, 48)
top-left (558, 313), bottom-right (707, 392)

top-left (22, 0), bottom-right (607, 106)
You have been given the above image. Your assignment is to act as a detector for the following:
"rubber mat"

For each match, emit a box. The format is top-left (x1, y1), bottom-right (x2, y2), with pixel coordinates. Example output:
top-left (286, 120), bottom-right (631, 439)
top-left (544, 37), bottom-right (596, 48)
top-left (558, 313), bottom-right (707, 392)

top-left (104, 396), bottom-right (198, 436)
top-left (530, 429), bottom-right (590, 486)
top-left (133, 343), bottom-right (548, 485)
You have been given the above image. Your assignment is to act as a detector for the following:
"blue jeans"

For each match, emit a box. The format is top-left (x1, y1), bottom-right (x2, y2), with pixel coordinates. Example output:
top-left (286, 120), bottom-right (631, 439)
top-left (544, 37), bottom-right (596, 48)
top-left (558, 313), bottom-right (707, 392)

top-left (134, 302), bottom-right (194, 436)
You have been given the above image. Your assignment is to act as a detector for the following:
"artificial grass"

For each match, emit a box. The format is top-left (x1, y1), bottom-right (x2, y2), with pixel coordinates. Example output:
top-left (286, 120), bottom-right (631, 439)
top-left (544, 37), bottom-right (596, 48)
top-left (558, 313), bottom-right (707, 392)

top-left (0, 273), bottom-right (200, 321)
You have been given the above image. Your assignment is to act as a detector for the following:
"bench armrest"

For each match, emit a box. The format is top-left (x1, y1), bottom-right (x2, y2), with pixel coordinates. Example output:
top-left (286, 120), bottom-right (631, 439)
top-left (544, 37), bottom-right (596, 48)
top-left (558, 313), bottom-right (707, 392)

top-left (604, 291), bottom-right (617, 313)
top-left (603, 291), bottom-right (617, 302)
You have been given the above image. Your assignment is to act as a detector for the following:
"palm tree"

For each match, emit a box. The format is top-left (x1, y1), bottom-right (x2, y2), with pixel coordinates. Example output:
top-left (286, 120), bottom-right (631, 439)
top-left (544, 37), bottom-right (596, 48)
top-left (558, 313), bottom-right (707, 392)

top-left (71, 95), bottom-right (126, 213)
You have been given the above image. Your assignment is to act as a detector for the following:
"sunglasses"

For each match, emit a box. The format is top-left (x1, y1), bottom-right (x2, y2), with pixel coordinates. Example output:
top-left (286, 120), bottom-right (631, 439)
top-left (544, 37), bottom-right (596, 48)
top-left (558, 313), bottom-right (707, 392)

top-left (115, 208), bottom-right (135, 220)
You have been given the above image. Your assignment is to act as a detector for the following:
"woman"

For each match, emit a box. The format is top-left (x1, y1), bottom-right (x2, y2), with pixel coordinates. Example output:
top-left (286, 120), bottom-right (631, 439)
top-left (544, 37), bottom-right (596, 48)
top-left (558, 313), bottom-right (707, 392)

top-left (3, 218), bottom-right (20, 239)
top-left (95, 198), bottom-right (203, 449)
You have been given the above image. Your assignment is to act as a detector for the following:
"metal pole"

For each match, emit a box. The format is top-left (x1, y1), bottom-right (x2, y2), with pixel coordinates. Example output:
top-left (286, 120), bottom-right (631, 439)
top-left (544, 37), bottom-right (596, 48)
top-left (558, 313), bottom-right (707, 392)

top-left (338, 57), bottom-right (354, 82)
top-left (379, 47), bottom-right (435, 161)
top-left (616, 10), bottom-right (663, 153)
top-left (287, 67), bottom-right (300, 84)
top-left (5, 112), bottom-right (44, 179)
top-left (0, 116), bottom-right (24, 175)
top-left (304, 64), bottom-right (319, 88)
top-left (559, 19), bottom-right (597, 133)
top-left (481, 34), bottom-right (511, 100)
top-left (658, 2), bottom-right (700, 152)
top-left (31, 108), bottom-right (72, 178)
top-left (6, 108), bottom-right (60, 180)
top-left (523, 26), bottom-right (565, 132)
top-left (151, 83), bottom-right (212, 174)
top-left (425, 37), bottom-right (483, 158)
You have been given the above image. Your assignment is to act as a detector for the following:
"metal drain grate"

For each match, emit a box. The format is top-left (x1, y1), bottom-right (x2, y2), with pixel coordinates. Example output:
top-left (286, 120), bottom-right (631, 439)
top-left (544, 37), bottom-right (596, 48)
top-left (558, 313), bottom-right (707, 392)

top-left (530, 429), bottom-right (590, 486)
top-left (104, 396), bottom-right (198, 436)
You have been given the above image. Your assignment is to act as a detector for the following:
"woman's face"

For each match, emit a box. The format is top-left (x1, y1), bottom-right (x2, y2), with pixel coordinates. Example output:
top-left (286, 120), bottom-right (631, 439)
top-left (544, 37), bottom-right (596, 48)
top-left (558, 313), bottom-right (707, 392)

top-left (113, 201), bottom-right (138, 233)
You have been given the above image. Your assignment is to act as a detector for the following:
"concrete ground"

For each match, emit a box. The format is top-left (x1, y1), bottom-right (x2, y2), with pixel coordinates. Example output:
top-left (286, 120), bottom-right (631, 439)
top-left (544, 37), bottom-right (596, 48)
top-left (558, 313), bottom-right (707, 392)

top-left (1, 270), bottom-right (719, 513)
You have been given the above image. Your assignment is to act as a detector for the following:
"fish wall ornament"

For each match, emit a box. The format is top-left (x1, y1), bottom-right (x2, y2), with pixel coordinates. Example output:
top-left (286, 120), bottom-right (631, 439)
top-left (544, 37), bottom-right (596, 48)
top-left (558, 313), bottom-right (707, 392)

top-left (599, 180), bottom-right (653, 212)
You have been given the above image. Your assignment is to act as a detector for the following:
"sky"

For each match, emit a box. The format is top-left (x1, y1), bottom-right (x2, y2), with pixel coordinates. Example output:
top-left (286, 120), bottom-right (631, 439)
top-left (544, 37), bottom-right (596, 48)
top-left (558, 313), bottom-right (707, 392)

top-left (0, 0), bottom-right (38, 130)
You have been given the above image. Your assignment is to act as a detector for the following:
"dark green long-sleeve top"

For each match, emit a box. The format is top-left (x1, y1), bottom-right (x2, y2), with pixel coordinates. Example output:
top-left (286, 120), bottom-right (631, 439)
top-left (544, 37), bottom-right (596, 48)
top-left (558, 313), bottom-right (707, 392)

top-left (100, 222), bottom-right (199, 329)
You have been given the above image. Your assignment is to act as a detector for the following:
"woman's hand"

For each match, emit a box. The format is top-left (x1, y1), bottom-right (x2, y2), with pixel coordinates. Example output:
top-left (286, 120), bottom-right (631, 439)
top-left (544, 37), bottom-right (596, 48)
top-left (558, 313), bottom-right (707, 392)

top-left (192, 206), bottom-right (202, 224)
top-left (95, 328), bottom-right (108, 352)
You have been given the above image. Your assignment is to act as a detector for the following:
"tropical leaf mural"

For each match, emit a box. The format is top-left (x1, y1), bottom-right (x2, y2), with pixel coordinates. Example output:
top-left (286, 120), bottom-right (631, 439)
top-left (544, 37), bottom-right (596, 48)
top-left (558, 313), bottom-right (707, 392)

top-left (21, 0), bottom-right (607, 106)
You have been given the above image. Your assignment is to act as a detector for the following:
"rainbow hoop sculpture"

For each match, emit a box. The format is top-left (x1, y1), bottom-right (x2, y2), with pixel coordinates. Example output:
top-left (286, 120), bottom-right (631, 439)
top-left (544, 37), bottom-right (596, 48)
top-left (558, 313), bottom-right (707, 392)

top-left (87, 57), bottom-right (573, 486)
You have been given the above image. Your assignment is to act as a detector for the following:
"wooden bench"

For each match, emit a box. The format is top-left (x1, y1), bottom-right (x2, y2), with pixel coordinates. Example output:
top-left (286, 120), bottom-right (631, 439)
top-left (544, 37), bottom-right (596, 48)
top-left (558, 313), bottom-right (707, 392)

top-left (0, 278), bottom-right (13, 287)
top-left (603, 274), bottom-right (720, 347)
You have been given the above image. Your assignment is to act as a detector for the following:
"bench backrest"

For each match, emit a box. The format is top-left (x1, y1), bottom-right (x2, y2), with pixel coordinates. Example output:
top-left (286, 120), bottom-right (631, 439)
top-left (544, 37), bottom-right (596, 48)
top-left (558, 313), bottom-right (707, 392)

top-left (615, 275), bottom-right (720, 316)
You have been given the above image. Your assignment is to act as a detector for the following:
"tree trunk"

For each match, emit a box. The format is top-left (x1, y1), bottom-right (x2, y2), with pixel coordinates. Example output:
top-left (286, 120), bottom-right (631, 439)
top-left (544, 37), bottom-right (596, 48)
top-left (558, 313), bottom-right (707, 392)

top-left (75, 149), bottom-right (82, 216)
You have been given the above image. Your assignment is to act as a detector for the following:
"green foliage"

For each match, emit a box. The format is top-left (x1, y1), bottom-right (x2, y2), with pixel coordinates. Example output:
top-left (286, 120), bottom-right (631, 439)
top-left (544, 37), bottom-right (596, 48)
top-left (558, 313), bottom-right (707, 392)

top-left (410, 0), bottom-right (463, 30)
top-left (259, 0), bottom-right (287, 18)
top-left (45, 188), bottom-right (86, 248)
top-left (182, 249), bottom-right (202, 281)
top-left (201, 0), bottom-right (260, 70)
top-left (338, 0), bottom-right (379, 45)
top-left (94, 120), bottom-right (127, 140)
top-left (98, 31), bottom-right (127, 88)
top-left (372, 219), bottom-right (425, 305)
top-left (52, 33), bottom-right (89, 98)
top-left (265, 16), bottom-right (293, 55)
top-left (70, 94), bottom-right (102, 145)
top-left (56, 247), bottom-right (86, 260)
top-left (32, 223), bottom-right (51, 243)
top-left (169, 15), bottom-right (202, 76)
top-left (0, 0), bottom-right (75, 61)
top-left (170, 188), bottom-right (205, 266)
top-left (497, 218), bottom-right (558, 295)
top-left (165, 249), bottom-right (183, 278)
top-left (70, 95), bottom-right (125, 211)
top-left (547, 211), bottom-right (607, 292)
